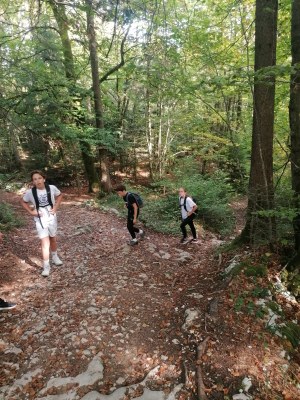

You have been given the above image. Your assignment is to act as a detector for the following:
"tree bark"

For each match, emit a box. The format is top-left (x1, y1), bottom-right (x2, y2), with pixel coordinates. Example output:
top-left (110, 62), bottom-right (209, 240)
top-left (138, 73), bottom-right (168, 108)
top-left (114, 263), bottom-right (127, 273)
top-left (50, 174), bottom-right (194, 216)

top-left (241, 0), bottom-right (278, 245)
top-left (48, 0), bottom-right (100, 193)
top-left (85, 0), bottom-right (112, 193)
top-left (289, 0), bottom-right (300, 262)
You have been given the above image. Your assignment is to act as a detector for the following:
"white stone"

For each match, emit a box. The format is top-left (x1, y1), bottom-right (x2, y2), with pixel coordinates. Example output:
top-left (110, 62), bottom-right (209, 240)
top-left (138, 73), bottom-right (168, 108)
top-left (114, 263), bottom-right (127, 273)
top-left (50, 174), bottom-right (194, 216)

top-left (232, 394), bottom-right (252, 400)
top-left (182, 308), bottom-right (200, 330)
top-left (242, 376), bottom-right (252, 392)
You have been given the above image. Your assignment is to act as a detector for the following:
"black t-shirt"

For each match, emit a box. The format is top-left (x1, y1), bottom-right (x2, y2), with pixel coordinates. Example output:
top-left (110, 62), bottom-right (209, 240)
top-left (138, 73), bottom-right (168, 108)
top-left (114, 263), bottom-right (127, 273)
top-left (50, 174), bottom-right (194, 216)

top-left (123, 193), bottom-right (137, 215)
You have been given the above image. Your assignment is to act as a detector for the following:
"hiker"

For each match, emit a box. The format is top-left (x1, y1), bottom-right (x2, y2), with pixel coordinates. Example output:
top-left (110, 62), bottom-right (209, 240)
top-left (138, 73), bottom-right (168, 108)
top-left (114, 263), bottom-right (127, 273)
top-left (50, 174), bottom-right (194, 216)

top-left (0, 232), bottom-right (17, 310)
top-left (179, 187), bottom-right (198, 244)
top-left (115, 184), bottom-right (145, 245)
top-left (20, 170), bottom-right (63, 277)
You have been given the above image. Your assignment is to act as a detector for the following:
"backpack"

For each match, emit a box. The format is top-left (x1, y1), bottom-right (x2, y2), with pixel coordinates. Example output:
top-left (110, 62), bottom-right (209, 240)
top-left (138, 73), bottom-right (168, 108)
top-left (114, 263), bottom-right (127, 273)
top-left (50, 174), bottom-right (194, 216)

top-left (180, 196), bottom-right (198, 214)
top-left (32, 184), bottom-right (53, 211)
top-left (127, 192), bottom-right (144, 208)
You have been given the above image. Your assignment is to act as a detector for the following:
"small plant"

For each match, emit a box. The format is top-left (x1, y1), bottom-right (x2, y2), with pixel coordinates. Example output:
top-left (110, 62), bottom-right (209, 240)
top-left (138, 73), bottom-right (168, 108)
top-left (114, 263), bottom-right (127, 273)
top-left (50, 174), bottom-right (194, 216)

top-left (244, 264), bottom-right (267, 277)
top-left (279, 322), bottom-right (300, 348)
top-left (234, 295), bottom-right (245, 312)
top-left (251, 286), bottom-right (270, 298)
top-left (0, 202), bottom-right (24, 231)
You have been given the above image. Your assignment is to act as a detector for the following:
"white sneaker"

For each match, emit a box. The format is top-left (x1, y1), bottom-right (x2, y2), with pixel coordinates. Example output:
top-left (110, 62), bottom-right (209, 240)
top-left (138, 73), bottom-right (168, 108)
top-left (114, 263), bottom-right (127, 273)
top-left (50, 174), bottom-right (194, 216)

top-left (41, 265), bottom-right (50, 277)
top-left (52, 254), bottom-right (63, 266)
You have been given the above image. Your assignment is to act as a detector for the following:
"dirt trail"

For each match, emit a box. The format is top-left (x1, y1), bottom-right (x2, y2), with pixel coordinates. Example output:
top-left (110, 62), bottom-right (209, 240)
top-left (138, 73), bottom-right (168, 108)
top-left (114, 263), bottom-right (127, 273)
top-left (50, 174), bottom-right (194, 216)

top-left (0, 190), bottom-right (224, 399)
top-left (2, 191), bottom-right (299, 400)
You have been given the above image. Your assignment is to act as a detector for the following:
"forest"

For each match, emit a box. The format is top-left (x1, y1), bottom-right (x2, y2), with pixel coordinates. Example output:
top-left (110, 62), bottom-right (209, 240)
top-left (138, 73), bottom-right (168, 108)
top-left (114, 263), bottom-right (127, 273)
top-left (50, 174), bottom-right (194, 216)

top-left (0, 0), bottom-right (300, 399)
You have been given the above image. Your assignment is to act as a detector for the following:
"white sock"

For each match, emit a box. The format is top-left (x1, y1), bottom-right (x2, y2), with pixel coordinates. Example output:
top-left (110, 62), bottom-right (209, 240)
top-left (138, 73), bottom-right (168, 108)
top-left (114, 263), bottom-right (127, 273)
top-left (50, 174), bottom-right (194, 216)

top-left (132, 238), bottom-right (137, 242)
top-left (139, 229), bottom-right (143, 234)
top-left (43, 260), bottom-right (50, 268)
top-left (51, 251), bottom-right (57, 257)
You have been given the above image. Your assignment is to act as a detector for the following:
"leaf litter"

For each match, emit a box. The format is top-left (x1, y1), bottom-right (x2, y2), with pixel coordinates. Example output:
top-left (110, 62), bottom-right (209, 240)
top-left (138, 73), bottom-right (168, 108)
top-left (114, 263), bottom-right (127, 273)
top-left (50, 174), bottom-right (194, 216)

top-left (0, 189), bottom-right (299, 400)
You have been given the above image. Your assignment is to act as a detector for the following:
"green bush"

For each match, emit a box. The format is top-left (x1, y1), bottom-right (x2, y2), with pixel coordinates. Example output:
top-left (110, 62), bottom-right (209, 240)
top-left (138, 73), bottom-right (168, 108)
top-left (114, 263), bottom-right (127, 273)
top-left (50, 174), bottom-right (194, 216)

top-left (177, 171), bottom-right (235, 236)
top-left (0, 202), bottom-right (24, 232)
top-left (98, 167), bottom-right (235, 236)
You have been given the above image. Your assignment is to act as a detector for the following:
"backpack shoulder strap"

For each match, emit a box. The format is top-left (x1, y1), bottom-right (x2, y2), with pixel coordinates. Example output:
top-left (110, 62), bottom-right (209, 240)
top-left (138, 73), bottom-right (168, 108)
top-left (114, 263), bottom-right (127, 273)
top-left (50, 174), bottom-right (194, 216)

top-left (183, 196), bottom-right (188, 212)
top-left (31, 187), bottom-right (39, 210)
top-left (45, 184), bottom-right (53, 208)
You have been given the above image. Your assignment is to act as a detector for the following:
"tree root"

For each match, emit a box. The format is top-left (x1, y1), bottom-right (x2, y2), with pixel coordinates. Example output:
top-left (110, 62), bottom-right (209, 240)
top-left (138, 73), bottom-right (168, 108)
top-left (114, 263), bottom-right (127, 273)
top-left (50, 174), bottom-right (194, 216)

top-left (196, 336), bottom-right (210, 400)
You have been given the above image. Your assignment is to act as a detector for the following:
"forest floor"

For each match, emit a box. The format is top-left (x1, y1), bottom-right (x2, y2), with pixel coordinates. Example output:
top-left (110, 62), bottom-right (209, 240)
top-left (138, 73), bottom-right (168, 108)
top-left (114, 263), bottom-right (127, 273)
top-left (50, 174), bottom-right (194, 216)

top-left (0, 189), bottom-right (299, 400)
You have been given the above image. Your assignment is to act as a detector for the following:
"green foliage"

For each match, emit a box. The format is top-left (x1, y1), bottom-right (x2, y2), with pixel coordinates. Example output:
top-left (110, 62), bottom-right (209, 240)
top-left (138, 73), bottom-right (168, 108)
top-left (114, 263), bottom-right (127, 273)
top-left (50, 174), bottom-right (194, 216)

top-left (0, 202), bottom-right (24, 232)
top-left (244, 264), bottom-right (268, 278)
top-left (98, 188), bottom-right (179, 235)
top-left (159, 160), bottom-right (235, 235)
top-left (232, 287), bottom-right (269, 317)
top-left (279, 322), bottom-right (300, 348)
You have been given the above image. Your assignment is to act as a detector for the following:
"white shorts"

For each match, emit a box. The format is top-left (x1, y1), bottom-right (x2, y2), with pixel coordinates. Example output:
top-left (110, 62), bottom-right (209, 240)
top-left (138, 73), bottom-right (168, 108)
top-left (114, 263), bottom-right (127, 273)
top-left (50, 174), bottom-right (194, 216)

top-left (35, 214), bottom-right (58, 239)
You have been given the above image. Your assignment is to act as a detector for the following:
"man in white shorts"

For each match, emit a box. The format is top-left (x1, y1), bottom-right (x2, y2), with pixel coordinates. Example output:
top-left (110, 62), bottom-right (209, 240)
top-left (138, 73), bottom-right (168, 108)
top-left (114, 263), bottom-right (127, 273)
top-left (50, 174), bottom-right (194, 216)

top-left (21, 170), bottom-right (63, 277)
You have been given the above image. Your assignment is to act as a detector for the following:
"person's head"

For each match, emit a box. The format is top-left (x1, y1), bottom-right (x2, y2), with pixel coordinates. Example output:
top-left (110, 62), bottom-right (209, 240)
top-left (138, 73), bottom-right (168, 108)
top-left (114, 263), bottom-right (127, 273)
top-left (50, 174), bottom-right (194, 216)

top-left (115, 184), bottom-right (127, 197)
top-left (31, 170), bottom-right (46, 189)
top-left (179, 187), bottom-right (187, 198)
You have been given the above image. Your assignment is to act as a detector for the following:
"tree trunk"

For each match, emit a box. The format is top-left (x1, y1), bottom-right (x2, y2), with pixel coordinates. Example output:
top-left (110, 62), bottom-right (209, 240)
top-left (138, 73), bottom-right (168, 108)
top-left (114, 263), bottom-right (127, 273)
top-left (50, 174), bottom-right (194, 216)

top-left (241, 0), bottom-right (278, 245)
top-left (289, 0), bottom-right (300, 264)
top-left (85, 0), bottom-right (112, 193)
top-left (48, 0), bottom-right (99, 193)
top-left (80, 141), bottom-right (100, 193)
top-left (145, 87), bottom-right (154, 180)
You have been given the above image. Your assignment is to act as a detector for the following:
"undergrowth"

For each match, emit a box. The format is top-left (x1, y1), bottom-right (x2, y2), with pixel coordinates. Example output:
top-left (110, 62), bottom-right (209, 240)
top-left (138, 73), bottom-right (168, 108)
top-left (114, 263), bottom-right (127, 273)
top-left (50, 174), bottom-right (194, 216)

top-left (0, 202), bottom-right (24, 232)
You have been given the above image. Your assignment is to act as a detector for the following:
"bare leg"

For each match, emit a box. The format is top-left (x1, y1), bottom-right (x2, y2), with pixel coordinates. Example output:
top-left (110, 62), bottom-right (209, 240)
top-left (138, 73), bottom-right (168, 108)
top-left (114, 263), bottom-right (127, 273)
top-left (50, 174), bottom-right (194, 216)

top-left (41, 237), bottom-right (50, 262)
top-left (49, 236), bottom-right (57, 252)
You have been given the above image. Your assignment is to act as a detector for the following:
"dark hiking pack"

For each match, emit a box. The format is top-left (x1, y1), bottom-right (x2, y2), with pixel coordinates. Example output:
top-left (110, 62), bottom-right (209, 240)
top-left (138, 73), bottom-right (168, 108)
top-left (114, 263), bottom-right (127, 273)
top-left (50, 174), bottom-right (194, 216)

top-left (180, 196), bottom-right (198, 214)
top-left (127, 192), bottom-right (144, 208)
top-left (32, 184), bottom-right (53, 228)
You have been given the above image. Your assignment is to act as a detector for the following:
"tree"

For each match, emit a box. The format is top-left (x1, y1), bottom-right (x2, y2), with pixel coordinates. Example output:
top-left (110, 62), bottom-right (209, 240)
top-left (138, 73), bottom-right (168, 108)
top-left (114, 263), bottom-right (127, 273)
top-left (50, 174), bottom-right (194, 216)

top-left (241, 0), bottom-right (278, 245)
top-left (289, 0), bottom-right (300, 263)
top-left (47, 0), bottom-right (100, 193)
top-left (85, 0), bottom-right (112, 193)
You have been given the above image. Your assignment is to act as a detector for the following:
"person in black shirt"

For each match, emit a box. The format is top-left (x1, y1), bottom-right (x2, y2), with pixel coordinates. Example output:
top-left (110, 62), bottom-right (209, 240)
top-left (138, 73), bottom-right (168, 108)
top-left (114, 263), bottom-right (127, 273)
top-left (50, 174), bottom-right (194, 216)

top-left (115, 184), bottom-right (145, 245)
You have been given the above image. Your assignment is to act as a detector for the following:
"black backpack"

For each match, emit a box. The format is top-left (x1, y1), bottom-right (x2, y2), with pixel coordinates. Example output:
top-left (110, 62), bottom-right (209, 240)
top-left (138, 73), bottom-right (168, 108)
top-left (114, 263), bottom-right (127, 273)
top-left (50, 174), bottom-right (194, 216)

top-left (32, 184), bottom-right (53, 229)
top-left (127, 192), bottom-right (144, 208)
top-left (180, 196), bottom-right (198, 214)
top-left (32, 184), bottom-right (53, 211)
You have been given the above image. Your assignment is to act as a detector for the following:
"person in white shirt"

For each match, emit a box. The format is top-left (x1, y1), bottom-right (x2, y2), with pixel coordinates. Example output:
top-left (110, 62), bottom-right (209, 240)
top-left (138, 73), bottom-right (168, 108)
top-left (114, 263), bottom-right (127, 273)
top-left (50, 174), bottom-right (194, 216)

top-left (21, 170), bottom-right (63, 277)
top-left (179, 187), bottom-right (198, 244)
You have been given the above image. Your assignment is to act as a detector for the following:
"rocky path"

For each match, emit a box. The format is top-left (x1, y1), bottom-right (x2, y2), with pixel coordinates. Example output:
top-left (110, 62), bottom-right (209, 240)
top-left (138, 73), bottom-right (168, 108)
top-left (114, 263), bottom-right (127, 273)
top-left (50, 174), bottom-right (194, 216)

top-left (0, 191), bottom-right (223, 400)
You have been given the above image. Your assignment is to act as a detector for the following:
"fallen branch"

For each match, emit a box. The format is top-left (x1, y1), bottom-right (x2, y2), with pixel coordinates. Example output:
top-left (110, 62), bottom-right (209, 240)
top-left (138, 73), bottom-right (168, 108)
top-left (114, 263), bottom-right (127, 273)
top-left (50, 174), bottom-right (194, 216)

top-left (196, 336), bottom-right (210, 400)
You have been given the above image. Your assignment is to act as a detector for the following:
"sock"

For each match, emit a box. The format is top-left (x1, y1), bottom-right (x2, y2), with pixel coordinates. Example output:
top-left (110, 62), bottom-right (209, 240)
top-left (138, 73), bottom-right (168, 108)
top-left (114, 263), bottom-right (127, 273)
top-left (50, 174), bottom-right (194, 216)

top-left (43, 260), bottom-right (50, 268)
top-left (132, 238), bottom-right (137, 242)
top-left (139, 229), bottom-right (143, 234)
top-left (51, 251), bottom-right (58, 258)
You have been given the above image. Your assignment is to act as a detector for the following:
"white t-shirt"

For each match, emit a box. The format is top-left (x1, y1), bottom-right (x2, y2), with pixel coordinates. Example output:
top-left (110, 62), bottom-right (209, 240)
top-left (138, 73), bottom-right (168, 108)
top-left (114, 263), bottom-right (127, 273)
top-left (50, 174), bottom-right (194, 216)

top-left (179, 196), bottom-right (196, 219)
top-left (23, 185), bottom-right (61, 222)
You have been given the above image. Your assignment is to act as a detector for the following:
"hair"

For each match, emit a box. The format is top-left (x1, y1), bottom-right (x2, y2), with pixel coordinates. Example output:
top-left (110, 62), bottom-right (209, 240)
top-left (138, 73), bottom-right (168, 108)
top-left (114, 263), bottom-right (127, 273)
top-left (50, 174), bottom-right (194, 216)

top-left (115, 184), bottom-right (126, 192)
top-left (30, 170), bottom-right (46, 180)
top-left (179, 187), bottom-right (187, 193)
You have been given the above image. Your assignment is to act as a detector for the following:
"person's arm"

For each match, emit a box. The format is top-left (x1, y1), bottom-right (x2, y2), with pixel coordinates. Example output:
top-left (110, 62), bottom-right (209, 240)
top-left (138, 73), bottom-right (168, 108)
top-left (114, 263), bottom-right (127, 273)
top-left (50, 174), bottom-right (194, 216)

top-left (133, 202), bottom-right (138, 224)
top-left (20, 198), bottom-right (39, 217)
top-left (50, 193), bottom-right (63, 214)
top-left (187, 199), bottom-right (198, 217)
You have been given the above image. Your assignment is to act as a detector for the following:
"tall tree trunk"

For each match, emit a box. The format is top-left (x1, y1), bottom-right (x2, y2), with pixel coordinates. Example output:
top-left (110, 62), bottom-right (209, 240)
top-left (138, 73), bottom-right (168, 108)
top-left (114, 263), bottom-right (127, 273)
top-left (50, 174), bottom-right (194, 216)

top-left (48, 0), bottom-right (99, 193)
top-left (145, 88), bottom-right (154, 180)
top-left (289, 0), bottom-right (300, 264)
top-left (241, 0), bottom-right (278, 245)
top-left (85, 0), bottom-right (112, 193)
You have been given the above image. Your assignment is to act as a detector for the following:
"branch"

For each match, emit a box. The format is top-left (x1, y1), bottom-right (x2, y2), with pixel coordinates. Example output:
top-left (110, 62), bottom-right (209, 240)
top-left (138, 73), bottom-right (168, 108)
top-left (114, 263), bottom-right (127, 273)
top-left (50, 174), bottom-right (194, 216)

top-left (99, 26), bottom-right (130, 84)
top-left (105, 0), bottom-right (119, 58)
